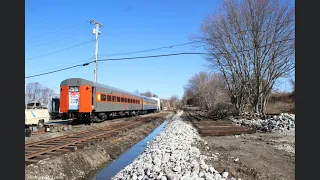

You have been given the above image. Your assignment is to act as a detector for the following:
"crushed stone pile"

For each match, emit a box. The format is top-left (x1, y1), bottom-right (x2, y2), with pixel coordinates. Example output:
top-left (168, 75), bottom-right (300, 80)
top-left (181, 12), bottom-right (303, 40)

top-left (230, 113), bottom-right (295, 133)
top-left (112, 111), bottom-right (238, 180)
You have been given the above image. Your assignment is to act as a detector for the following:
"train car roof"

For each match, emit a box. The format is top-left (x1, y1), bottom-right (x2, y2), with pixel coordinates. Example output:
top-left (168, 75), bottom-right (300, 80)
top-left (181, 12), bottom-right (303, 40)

top-left (142, 96), bottom-right (158, 102)
top-left (61, 78), bottom-right (142, 98)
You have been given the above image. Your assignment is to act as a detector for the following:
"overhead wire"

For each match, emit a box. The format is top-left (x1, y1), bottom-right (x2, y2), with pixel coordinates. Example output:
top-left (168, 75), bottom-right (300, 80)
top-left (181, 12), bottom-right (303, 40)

top-left (28, 29), bottom-right (85, 47)
top-left (25, 40), bottom-right (94, 61)
top-left (26, 21), bottom-right (90, 41)
top-left (26, 56), bottom-right (95, 76)
top-left (99, 41), bottom-right (202, 58)
top-left (26, 19), bottom-right (294, 72)
top-left (25, 38), bottom-right (294, 79)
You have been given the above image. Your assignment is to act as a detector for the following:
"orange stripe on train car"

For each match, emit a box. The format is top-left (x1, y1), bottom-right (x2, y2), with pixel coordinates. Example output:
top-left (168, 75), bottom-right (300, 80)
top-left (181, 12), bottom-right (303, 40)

top-left (60, 86), bottom-right (69, 112)
top-left (79, 85), bottom-right (92, 112)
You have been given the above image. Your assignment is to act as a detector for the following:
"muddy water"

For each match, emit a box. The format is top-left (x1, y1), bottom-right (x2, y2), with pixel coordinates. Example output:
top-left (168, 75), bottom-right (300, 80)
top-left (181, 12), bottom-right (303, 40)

top-left (89, 120), bottom-right (168, 180)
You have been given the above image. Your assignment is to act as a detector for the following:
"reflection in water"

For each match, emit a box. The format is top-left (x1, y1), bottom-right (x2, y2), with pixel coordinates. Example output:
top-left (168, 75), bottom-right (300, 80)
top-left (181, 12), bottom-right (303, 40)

top-left (90, 120), bottom-right (168, 180)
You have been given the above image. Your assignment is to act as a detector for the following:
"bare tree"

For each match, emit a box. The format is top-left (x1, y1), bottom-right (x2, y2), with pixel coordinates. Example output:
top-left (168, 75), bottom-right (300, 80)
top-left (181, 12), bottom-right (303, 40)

top-left (183, 72), bottom-right (229, 110)
top-left (26, 82), bottom-right (42, 102)
top-left (39, 87), bottom-right (55, 104)
top-left (194, 0), bottom-right (295, 114)
top-left (26, 82), bottom-right (55, 104)
top-left (140, 90), bottom-right (159, 98)
top-left (182, 88), bottom-right (196, 106)
top-left (133, 89), bottom-right (140, 95)
top-left (169, 95), bottom-right (179, 108)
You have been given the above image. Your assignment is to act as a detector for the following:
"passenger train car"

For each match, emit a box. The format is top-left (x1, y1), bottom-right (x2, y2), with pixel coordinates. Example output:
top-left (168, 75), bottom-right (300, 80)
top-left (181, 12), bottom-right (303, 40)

top-left (60, 78), bottom-right (159, 122)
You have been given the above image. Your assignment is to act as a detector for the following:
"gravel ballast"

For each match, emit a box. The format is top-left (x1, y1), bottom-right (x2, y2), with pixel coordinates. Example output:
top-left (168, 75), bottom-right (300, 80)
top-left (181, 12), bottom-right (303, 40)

top-left (113, 111), bottom-right (238, 180)
top-left (230, 113), bottom-right (295, 133)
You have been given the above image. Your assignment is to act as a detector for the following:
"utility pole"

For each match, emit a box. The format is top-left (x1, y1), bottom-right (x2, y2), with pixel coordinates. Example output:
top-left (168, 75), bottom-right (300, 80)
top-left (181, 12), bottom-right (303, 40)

top-left (89, 20), bottom-right (103, 82)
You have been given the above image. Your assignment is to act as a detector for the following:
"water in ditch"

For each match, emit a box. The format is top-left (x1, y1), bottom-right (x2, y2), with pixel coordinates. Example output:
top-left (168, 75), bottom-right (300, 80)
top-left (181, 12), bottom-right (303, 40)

top-left (89, 120), bottom-right (168, 180)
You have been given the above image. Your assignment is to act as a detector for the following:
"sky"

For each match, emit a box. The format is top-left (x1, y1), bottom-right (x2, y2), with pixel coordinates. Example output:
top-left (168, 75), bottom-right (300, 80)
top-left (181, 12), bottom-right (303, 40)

top-left (25, 0), bottom-right (294, 99)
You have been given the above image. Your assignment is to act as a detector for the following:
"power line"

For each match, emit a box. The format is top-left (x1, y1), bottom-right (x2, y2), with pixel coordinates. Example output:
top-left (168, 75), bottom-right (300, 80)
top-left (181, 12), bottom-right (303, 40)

top-left (27, 21), bottom-right (90, 41)
top-left (25, 19), bottom-right (294, 69)
top-left (28, 28), bottom-right (85, 46)
top-left (25, 38), bottom-right (294, 78)
top-left (99, 41), bottom-right (202, 58)
top-left (65, 66), bottom-right (84, 79)
top-left (98, 52), bottom-right (208, 62)
top-left (25, 40), bottom-right (94, 61)
top-left (97, 38), bottom-right (294, 62)
top-left (98, 20), bottom-right (294, 58)
top-left (26, 56), bottom-right (94, 76)
top-left (25, 63), bottom-right (91, 78)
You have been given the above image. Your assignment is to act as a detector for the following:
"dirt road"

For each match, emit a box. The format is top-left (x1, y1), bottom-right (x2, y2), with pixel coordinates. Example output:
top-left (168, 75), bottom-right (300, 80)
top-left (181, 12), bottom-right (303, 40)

top-left (197, 132), bottom-right (295, 180)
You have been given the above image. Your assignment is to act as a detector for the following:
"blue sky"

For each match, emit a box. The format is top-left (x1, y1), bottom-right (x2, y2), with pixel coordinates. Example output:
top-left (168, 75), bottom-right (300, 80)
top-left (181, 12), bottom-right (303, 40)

top-left (25, 0), bottom-right (294, 99)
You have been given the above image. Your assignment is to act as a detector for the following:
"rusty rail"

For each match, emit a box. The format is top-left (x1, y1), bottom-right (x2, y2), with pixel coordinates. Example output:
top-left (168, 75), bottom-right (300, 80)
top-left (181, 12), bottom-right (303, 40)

top-left (25, 116), bottom-right (161, 166)
top-left (186, 112), bottom-right (256, 136)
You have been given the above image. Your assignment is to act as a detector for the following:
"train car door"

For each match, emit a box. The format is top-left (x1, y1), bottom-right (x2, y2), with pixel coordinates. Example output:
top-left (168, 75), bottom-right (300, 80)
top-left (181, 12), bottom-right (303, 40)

top-left (92, 86), bottom-right (96, 111)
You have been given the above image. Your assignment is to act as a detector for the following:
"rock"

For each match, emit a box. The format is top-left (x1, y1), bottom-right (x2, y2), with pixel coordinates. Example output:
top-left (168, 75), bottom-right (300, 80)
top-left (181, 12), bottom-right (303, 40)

top-left (161, 176), bottom-right (167, 180)
top-left (209, 167), bottom-right (218, 174)
top-left (172, 166), bottom-right (181, 173)
top-left (131, 173), bottom-right (138, 180)
top-left (234, 158), bottom-right (239, 162)
top-left (214, 173), bottom-right (222, 179)
top-left (154, 166), bottom-right (161, 173)
top-left (137, 169), bottom-right (144, 175)
top-left (192, 166), bottom-right (199, 174)
top-left (156, 172), bottom-right (164, 179)
top-left (222, 172), bottom-right (229, 178)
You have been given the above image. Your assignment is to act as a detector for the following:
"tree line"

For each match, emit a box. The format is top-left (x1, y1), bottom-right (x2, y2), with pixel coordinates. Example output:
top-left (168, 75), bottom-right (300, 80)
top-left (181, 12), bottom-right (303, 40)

top-left (25, 82), bottom-right (56, 105)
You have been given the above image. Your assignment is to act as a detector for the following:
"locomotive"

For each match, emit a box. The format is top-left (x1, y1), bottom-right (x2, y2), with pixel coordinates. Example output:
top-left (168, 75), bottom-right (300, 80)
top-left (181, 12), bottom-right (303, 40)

top-left (60, 78), bottom-right (160, 123)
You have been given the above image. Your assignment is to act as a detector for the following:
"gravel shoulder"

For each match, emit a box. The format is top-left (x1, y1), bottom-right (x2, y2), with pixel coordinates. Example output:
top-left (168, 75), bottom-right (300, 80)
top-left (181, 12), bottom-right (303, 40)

top-left (113, 111), bottom-right (235, 180)
top-left (25, 112), bottom-right (174, 180)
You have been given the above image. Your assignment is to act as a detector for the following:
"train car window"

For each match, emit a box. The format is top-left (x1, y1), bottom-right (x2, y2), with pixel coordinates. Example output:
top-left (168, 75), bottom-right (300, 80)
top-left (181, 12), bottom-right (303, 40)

top-left (101, 94), bottom-right (106, 101)
top-left (138, 100), bottom-right (140, 104)
top-left (112, 96), bottom-right (116, 102)
top-left (121, 97), bottom-right (124, 102)
top-left (128, 98), bottom-right (131, 103)
top-left (124, 98), bottom-right (127, 103)
top-left (117, 97), bottom-right (121, 102)
top-left (130, 99), bottom-right (133, 103)
top-left (107, 95), bottom-right (111, 101)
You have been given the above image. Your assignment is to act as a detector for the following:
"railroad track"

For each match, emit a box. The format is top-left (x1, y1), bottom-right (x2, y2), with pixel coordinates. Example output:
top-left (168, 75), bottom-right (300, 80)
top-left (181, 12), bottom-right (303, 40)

top-left (25, 115), bottom-right (162, 166)
top-left (186, 111), bottom-right (256, 136)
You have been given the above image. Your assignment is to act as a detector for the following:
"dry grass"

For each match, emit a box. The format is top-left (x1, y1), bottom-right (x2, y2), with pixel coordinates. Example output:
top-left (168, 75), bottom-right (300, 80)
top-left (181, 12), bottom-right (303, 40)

top-left (266, 92), bottom-right (295, 114)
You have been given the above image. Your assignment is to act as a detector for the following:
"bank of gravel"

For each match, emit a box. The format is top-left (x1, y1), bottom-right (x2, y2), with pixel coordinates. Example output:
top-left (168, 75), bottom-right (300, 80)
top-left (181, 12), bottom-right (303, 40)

top-left (25, 112), bottom-right (168, 144)
top-left (230, 113), bottom-right (295, 133)
top-left (113, 111), bottom-right (238, 180)
top-left (25, 113), bottom-right (174, 180)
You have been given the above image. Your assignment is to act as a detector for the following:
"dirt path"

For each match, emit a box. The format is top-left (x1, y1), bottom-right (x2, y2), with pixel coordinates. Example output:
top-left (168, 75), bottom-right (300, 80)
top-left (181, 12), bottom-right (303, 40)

top-left (196, 132), bottom-right (295, 180)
